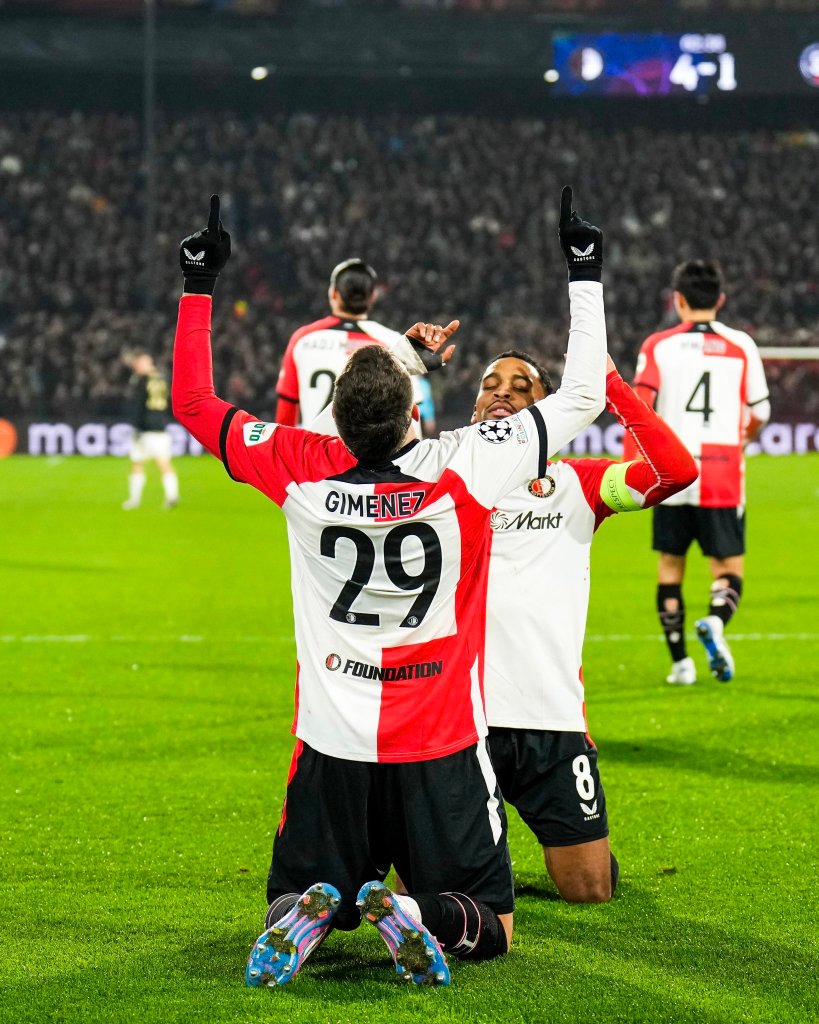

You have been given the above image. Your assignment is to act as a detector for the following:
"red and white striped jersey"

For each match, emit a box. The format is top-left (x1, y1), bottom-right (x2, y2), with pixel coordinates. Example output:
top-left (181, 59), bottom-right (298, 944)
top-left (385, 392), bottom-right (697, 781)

top-left (173, 284), bottom-right (607, 764)
top-left (633, 321), bottom-right (768, 507)
top-left (276, 316), bottom-right (422, 427)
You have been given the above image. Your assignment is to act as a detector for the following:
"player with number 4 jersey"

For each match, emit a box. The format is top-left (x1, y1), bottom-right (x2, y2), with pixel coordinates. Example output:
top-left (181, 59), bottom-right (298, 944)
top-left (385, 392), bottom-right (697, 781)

top-left (173, 189), bottom-right (605, 986)
top-left (631, 259), bottom-right (770, 685)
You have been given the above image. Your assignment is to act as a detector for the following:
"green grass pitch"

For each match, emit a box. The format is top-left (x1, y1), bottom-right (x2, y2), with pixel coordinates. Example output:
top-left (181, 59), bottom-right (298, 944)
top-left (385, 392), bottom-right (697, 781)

top-left (1, 452), bottom-right (817, 1024)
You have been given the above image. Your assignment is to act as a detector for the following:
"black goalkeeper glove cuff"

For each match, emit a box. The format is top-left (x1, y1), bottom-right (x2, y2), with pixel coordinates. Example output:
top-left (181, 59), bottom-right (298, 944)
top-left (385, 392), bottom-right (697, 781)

top-left (180, 194), bottom-right (231, 295)
top-left (558, 186), bottom-right (603, 283)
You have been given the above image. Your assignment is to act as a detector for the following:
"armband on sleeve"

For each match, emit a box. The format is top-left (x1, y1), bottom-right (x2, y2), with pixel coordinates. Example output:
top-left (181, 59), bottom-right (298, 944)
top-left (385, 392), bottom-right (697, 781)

top-left (600, 461), bottom-right (645, 513)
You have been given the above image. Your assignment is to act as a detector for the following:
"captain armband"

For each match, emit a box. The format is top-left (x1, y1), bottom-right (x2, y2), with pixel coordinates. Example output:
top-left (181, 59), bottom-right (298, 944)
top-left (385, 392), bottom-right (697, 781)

top-left (600, 461), bottom-right (645, 514)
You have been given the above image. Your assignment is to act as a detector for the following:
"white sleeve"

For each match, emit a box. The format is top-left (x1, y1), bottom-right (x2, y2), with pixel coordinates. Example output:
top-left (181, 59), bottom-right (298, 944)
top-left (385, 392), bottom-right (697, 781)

top-left (357, 319), bottom-right (428, 376)
top-left (744, 339), bottom-right (770, 422)
top-left (448, 280), bottom-right (607, 508)
top-left (305, 404), bottom-right (340, 435)
top-left (529, 280), bottom-right (607, 455)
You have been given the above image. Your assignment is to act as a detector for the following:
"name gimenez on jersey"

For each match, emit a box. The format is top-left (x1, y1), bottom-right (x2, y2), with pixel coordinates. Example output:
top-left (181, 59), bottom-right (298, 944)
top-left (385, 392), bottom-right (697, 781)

top-left (325, 654), bottom-right (444, 680)
top-left (325, 489), bottom-right (426, 519)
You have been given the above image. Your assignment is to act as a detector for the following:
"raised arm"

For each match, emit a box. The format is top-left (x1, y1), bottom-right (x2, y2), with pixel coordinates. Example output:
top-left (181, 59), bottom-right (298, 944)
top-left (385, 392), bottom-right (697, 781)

top-left (601, 361), bottom-right (698, 512)
top-left (529, 187), bottom-right (607, 455)
top-left (172, 195), bottom-right (234, 457)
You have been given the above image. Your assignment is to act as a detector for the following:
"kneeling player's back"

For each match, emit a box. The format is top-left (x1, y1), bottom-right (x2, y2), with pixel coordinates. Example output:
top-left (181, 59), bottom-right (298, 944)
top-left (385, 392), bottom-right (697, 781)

top-left (219, 407), bottom-right (553, 765)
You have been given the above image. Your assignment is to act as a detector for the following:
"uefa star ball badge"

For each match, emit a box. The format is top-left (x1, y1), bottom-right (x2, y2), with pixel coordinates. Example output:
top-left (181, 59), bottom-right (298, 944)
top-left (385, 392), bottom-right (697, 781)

top-left (478, 420), bottom-right (513, 444)
top-left (528, 476), bottom-right (556, 498)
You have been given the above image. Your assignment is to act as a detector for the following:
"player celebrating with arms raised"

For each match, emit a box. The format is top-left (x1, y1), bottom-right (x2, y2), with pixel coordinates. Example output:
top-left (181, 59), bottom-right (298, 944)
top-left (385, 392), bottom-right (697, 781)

top-left (173, 189), bottom-right (605, 987)
top-left (473, 349), bottom-right (697, 902)
top-left (631, 260), bottom-right (770, 685)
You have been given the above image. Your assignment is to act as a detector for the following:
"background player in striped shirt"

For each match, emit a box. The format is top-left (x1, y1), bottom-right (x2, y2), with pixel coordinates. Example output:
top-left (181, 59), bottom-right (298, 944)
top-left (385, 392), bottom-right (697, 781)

top-left (630, 260), bottom-right (770, 685)
top-left (274, 258), bottom-right (430, 428)
top-left (173, 190), bottom-right (606, 988)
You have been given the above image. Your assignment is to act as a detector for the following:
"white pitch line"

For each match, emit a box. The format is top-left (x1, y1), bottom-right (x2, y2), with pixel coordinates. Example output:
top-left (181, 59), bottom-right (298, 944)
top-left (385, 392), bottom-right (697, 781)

top-left (1, 633), bottom-right (817, 644)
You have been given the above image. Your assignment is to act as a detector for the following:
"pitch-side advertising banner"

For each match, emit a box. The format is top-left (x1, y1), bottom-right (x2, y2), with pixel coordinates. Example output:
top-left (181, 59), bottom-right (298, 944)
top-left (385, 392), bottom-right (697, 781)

top-left (0, 420), bottom-right (817, 459)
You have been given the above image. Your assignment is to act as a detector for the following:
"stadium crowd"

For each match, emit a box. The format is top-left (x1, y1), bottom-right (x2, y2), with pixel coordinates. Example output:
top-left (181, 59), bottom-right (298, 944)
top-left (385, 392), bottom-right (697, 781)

top-left (0, 110), bottom-right (816, 423)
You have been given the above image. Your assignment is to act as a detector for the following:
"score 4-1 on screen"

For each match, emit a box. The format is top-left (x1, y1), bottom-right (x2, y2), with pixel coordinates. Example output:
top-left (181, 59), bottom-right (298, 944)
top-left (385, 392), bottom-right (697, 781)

top-left (551, 33), bottom-right (737, 97)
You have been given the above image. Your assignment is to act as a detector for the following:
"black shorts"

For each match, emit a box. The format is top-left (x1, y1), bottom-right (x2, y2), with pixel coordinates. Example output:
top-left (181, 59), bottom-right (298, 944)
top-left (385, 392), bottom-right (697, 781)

top-left (267, 740), bottom-right (514, 929)
top-left (652, 504), bottom-right (746, 559)
top-left (488, 728), bottom-right (609, 848)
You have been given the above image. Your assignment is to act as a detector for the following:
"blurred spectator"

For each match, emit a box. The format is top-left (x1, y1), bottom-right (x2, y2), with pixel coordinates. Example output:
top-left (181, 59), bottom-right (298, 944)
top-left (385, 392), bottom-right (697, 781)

top-left (0, 110), bottom-right (815, 425)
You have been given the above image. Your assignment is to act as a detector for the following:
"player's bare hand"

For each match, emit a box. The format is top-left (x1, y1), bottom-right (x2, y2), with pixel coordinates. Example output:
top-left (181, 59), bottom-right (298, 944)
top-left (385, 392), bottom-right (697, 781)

top-left (404, 320), bottom-right (460, 367)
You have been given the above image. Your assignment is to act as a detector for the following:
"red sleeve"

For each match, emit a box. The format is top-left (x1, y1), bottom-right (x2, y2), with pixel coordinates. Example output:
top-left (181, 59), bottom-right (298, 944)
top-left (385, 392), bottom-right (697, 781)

top-left (565, 457), bottom-right (617, 531)
top-left (172, 295), bottom-right (234, 460)
top-left (275, 394), bottom-right (299, 427)
top-left (221, 413), bottom-right (355, 506)
top-left (172, 294), bottom-right (355, 506)
top-left (606, 371), bottom-right (698, 508)
top-left (633, 332), bottom-right (661, 393)
top-left (275, 331), bottom-right (300, 405)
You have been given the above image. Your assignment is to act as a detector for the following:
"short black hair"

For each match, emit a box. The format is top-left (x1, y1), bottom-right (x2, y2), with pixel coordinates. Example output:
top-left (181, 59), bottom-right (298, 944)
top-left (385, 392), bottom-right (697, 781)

top-left (671, 260), bottom-right (725, 311)
top-left (330, 258), bottom-right (377, 316)
top-left (333, 346), bottom-right (413, 465)
top-left (483, 349), bottom-right (553, 395)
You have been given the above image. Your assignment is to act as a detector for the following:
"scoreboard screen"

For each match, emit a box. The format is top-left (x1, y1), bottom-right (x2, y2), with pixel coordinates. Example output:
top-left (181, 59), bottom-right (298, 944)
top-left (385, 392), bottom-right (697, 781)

top-left (550, 30), bottom-right (819, 98)
top-left (551, 33), bottom-right (738, 97)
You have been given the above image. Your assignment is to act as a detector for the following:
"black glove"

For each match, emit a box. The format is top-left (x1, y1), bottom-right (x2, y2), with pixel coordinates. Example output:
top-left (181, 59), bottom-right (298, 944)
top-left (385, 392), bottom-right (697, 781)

top-left (558, 186), bottom-right (603, 283)
top-left (407, 338), bottom-right (446, 372)
top-left (179, 194), bottom-right (231, 295)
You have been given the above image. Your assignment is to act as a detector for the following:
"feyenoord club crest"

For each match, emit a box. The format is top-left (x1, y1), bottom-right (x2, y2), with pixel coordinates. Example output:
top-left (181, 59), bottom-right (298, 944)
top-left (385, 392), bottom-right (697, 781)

top-left (478, 420), bottom-right (513, 444)
top-left (528, 475), bottom-right (556, 498)
top-left (325, 653), bottom-right (341, 671)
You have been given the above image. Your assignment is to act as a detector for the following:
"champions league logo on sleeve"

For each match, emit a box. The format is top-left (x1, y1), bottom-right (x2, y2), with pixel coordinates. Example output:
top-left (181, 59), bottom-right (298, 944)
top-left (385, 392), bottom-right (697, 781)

top-left (478, 420), bottom-right (513, 444)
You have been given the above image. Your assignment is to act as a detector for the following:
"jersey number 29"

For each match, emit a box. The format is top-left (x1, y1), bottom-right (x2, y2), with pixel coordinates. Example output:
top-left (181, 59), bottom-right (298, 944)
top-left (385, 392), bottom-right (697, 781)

top-left (320, 524), bottom-right (442, 628)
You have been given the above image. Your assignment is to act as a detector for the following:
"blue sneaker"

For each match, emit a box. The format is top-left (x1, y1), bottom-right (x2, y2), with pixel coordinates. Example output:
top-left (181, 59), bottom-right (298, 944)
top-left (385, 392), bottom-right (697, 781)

top-left (245, 882), bottom-right (340, 988)
top-left (695, 616), bottom-right (735, 682)
top-left (356, 881), bottom-right (450, 986)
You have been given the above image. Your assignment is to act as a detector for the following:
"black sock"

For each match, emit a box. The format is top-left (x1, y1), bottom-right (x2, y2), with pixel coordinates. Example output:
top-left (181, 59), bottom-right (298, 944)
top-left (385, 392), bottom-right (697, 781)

top-left (709, 574), bottom-right (743, 626)
top-left (264, 892), bottom-right (299, 930)
top-left (410, 892), bottom-right (508, 961)
top-left (657, 584), bottom-right (686, 661)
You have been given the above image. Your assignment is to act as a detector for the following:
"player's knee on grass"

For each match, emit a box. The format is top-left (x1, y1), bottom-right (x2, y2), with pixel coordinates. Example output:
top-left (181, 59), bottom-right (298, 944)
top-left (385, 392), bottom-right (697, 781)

top-left (412, 892), bottom-right (509, 961)
top-left (546, 846), bottom-right (615, 904)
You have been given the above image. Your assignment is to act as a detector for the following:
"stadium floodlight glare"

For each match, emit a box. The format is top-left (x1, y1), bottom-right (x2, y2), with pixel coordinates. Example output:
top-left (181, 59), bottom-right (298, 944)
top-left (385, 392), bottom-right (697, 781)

top-left (251, 66), bottom-right (269, 81)
top-left (544, 69), bottom-right (560, 83)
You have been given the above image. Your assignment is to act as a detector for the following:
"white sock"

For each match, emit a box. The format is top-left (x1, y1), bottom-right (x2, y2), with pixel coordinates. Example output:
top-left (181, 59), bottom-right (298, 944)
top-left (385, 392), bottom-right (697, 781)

top-left (128, 471), bottom-right (146, 506)
top-left (162, 471), bottom-right (179, 503)
top-left (394, 894), bottom-right (422, 924)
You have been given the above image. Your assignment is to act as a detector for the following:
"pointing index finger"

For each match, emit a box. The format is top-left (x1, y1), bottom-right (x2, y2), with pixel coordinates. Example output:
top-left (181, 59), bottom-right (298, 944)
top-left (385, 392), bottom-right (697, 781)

top-left (208, 194), bottom-right (220, 235)
top-left (560, 186), bottom-right (573, 226)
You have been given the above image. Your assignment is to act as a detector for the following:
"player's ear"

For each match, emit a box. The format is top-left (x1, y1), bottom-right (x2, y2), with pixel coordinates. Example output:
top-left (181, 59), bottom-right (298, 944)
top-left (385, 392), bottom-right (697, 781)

top-left (716, 292), bottom-right (726, 311)
top-left (470, 404), bottom-right (478, 425)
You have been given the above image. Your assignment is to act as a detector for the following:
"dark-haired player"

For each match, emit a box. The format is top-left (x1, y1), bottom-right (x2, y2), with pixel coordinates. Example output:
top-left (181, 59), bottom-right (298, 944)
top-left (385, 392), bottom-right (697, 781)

top-left (631, 260), bottom-right (770, 684)
top-left (173, 190), bottom-right (605, 988)
top-left (274, 258), bottom-right (426, 427)
top-left (473, 348), bottom-right (696, 902)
